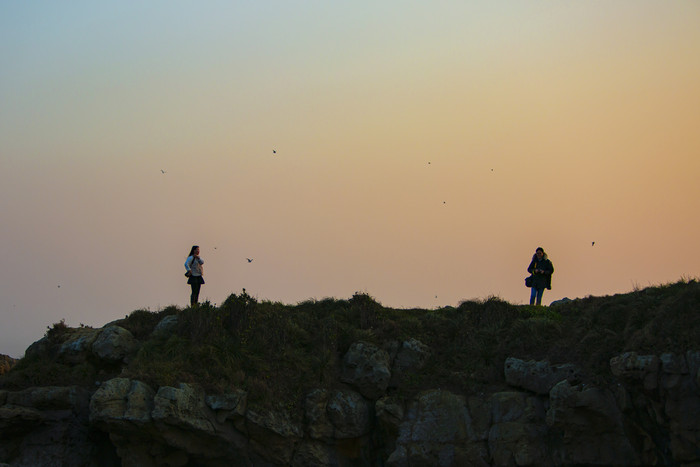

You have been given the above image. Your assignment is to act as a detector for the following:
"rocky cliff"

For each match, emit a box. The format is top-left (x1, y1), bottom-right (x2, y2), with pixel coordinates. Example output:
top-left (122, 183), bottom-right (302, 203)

top-left (0, 355), bottom-right (16, 376)
top-left (1, 282), bottom-right (699, 466)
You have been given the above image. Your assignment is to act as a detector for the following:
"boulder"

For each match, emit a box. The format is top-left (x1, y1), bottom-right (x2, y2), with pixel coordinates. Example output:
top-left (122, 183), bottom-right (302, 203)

top-left (90, 378), bottom-right (155, 427)
top-left (91, 326), bottom-right (139, 363)
top-left (152, 315), bottom-right (178, 338)
top-left (304, 388), bottom-right (371, 440)
top-left (549, 297), bottom-right (572, 307)
top-left (152, 383), bottom-right (215, 434)
top-left (340, 341), bottom-right (391, 400)
top-left (504, 357), bottom-right (580, 395)
top-left (610, 352), bottom-right (660, 391)
top-left (326, 389), bottom-right (371, 439)
top-left (58, 328), bottom-right (100, 359)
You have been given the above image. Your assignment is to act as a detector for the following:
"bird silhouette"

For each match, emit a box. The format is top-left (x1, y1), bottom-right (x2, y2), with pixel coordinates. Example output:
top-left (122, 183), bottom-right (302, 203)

top-left (246, 258), bottom-right (253, 263)
top-left (160, 169), bottom-right (166, 174)
top-left (592, 242), bottom-right (595, 246)
top-left (272, 150), bottom-right (276, 154)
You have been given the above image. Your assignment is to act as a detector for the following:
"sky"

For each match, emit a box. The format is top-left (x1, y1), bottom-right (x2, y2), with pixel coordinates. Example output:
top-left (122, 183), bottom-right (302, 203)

top-left (2, 1), bottom-right (699, 358)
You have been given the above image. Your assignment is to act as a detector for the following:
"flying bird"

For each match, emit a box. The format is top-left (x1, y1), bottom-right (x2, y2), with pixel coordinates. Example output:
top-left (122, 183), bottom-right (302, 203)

top-left (246, 258), bottom-right (253, 263)
top-left (272, 150), bottom-right (276, 154)
top-left (592, 241), bottom-right (595, 246)
top-left (160, 169), bottom-right (166, 174)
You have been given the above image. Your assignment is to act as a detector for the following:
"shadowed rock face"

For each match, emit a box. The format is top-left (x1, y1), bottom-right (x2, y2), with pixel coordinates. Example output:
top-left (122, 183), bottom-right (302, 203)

top-left (0, 355), bottom-right (17, 376)
top-left (2, 345), bottom-right (700, 466)
top-left (2, 312), bottom-right (700, 466)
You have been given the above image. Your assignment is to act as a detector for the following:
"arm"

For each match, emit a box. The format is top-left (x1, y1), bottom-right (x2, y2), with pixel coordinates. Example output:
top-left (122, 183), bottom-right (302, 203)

top-left (527, 260), bottom-right (536, 274)
top-left (185, 256), bottom-right (192, 271)
top-left (544, 260), bottom-right (553, 275)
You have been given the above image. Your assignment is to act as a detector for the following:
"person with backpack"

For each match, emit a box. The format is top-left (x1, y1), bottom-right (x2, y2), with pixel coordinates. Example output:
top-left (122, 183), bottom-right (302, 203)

top-left (185, 245), bottom-right (205, 306)
top-left (527, 247), bottom-right (554, 305)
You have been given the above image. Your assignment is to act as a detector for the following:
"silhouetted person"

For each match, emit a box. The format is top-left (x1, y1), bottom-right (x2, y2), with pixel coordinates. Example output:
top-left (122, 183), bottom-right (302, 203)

top-left (185, 245), bottom-right (205, 306)
top-left (527, 247), bottom-right (553, 305)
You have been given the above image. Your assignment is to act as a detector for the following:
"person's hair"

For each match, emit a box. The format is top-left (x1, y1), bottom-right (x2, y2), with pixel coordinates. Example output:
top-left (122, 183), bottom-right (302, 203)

top-left (536, 247), bottom-right (545, 254)
top-left (188, 245), bottom-right (199, 257)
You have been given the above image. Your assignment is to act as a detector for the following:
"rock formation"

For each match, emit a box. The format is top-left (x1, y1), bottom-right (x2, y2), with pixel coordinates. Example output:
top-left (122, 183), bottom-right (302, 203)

top-left (2, 290), bottom-right (700, 466)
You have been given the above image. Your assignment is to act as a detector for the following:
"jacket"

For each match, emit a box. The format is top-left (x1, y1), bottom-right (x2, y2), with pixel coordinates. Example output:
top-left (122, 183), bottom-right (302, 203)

top-left (527, 254), bottom-right (553, 290)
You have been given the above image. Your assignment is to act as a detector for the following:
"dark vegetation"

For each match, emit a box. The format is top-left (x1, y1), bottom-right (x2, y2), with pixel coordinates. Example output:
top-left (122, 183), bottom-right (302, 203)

top-left (2, 280), bottom-right (699, 411)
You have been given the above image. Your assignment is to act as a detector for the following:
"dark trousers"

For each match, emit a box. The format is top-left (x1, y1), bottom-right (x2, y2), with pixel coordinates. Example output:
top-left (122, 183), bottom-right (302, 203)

top-left (190, 283), bottom-right (201, 306)
top-left (530, 287), bottom-right (544, 305)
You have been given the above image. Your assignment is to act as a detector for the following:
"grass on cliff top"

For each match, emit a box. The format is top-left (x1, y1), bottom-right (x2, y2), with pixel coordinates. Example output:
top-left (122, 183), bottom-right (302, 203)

top-left (2, 279), bottom-right (699, 412)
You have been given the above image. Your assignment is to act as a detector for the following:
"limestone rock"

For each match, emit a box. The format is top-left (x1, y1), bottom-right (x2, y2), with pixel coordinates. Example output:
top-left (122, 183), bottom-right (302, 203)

top-left (488, 392), bottom-right (548, 466)
top-left (246, 405), bottom-right (302, 465)
top-left (388, 389), bottom-right (487, 466)
top-left (376, 395), bottom-right (404, 433)
top-left (389, 338), bottom-right (430, 388)
top-left (0, 405), bottom-right (44, 435)
top-left (547, 379), bottom-right (639, 465)
top-left (58, 328), bottom-right (100, 359)
top-left (91, 325), bottom-right (139, 363)
top-left (340, 341), bottom-right (391, 400)
top-left (326, 389), bottom-right (371, 439)
top-left (90, 378), bottom-right (155, 426)
top-left (660, 352), bottom-right (688, 374)
top-left (152, 383), bottom-right (215, 434)
top-left (205, 389), bottom-right (247, 424)
top-left (504, 357), bottom-right (580, 395)
top-left (610, 352), bottom-right (660, 391)
top-left (2, 386), bottom-right (118, 466)
top-left (152, 315), bottom-right (178, 338)
top-left (304, 389), bottom-right (335, 439)
top-left (549, 297), bottom-right (572, 307)
top-left (6, 385), bottom-right (91, 412)
top-left (304, 388), bottom-right (371, 440)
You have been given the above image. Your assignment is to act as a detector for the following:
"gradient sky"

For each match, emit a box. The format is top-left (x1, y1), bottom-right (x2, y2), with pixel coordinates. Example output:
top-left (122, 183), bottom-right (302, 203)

top-left (2, 1), bottom-right (699, 358)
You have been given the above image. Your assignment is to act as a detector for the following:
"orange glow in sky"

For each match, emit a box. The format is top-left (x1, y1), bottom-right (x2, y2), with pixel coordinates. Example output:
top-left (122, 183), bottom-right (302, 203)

top-left (1, 1), bottom-right (699, 357)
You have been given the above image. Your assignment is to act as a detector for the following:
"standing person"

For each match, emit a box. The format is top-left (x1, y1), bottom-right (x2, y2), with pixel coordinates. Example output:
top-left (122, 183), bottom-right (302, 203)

top-left (527, 247), bottom-right (554, 306)
top-left (185, 245), bottom-right (205, 306)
